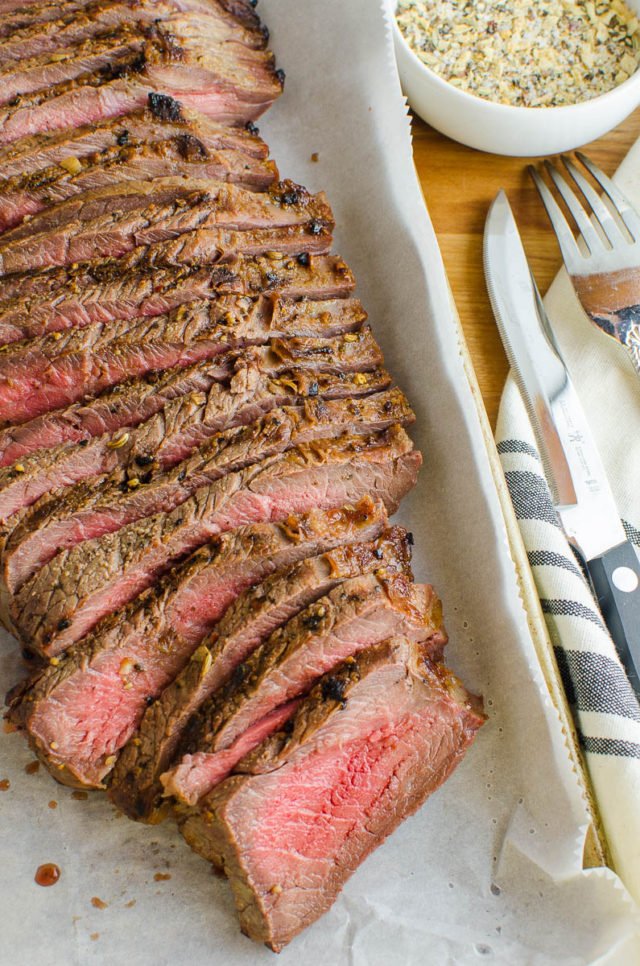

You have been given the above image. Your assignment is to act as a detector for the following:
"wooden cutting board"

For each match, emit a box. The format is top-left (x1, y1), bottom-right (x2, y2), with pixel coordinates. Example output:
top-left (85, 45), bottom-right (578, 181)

top-left (411, 106), bottom-right (640, 430)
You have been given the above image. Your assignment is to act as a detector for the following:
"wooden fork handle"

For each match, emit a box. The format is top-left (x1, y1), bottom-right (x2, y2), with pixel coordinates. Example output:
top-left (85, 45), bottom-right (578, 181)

top-left (573, 270), bottom-right (640, 375)
top-left (588, 540), bottom-right (640, 700)
top-left (583, 307), bottom-right (640, 375)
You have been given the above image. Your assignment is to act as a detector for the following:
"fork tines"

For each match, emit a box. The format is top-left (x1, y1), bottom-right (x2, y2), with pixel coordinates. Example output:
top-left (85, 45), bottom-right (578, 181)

top-left (529, 153), bottom-right (640, 275)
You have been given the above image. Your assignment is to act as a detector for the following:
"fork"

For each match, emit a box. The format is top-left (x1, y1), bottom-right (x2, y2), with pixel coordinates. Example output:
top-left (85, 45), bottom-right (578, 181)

top-left (529, 152), bottom-right (640, 376)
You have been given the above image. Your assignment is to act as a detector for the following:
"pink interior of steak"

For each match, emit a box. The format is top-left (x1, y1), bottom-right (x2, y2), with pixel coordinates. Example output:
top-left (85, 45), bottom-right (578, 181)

top-left (184, 647), bottom-right (483, 951)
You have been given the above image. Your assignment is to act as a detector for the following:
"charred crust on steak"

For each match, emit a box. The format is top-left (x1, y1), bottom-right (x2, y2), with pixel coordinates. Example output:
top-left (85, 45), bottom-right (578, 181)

top-left (174, 133), bottom-right (208, 161)
top-left (320, 674), bottom-right (347, 707)
top-left (116, 130), bottom-right (130, 146)
top-left (147, 92), bottom-right (184, 123)
top-left (296, 253), bottom-right (310, 267)
top-left (275, 68), bottom-right (286, 86)
top-left (245, 121), bottom-right (260, 135)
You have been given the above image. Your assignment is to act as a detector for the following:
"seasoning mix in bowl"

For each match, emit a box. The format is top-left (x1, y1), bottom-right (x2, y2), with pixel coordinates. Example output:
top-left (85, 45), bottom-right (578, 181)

top-left (396, 0), bottom-right (640, 107)
top-left (388, 0), bottom-right (640, 154)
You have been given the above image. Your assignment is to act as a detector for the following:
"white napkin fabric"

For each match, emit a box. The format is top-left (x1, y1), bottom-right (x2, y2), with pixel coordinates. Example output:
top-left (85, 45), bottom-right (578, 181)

top-left (495, 144), bottom-right (640, 906)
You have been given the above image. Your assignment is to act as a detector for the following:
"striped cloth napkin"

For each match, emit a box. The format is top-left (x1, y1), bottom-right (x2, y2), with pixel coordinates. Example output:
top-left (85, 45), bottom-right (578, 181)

top-left (495, 145), bottom-right (640, 906)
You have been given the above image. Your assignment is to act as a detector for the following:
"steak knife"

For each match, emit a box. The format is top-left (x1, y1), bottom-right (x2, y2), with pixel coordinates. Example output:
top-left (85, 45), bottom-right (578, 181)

top-left (484, 190), bottom-right (640, 698)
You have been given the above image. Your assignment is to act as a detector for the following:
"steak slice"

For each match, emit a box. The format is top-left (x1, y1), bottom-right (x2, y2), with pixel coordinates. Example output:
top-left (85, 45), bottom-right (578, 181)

top-left (0, 294), bottom-right (363, 423)
top-left (0, 0), bottom-right (260, 37)
top-left (7, 498), bottom-right (387, 788)
top-left (0, 253), bottom-right (354, 332)
top-left (0, 330), bottom-right (383, 515)
top-left (0, 361), bottom-right (389, 524)
top-left (0, 328), bottom-right (380, 468)
top-left (0, 97), bottom-right (270, 181)
top-left (14, 426), bottom-right (421, 655)
top-left (161, 574), bottom-right (446, 806)
top-left (0, 19), bottom-right (284, 144)
top-left (178, 638), bottom-right (484, 951)
top-left (4, 388), bottom-right (412, 593)
top-left (0, 180), bottom-right (331, 276)
top-left (0, 0), bottom-right (267, 64)
top-left (1, 177), bottom-right (324, 249)
top-left (109, 526), bottom-right (413, 822)
top-left (0, 141), bottom-right (278, 232)
top-left (0, 24), bottom-right (147, 106)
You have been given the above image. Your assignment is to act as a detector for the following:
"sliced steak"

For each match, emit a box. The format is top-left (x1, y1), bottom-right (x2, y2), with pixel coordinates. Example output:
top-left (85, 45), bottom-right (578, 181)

top-left (0, 141), bottom-right (278, 232)
top-left (0, 19), bottom-right (284, 144)
top-left (0, 0), bottom-right (261, 37)
top-left (0, 97), bottom-right (270, 181)
top-left (5, 388), bottom-right (412, 593)
top-left (0, 331), bottom-right (384, 516)
top-left (7, 498), bottom-right (388, 788)
top-left (0, 0), bottom-right (267, 64)
top-left (0, 362), bottom-right (390, 524)
top-left (162, 574), bottom-right (446, 805)
top-left (0, 24), bottom-right (147, 106)
top-left (0, 328), bottom-right (378, 469)
top-left (0, 180), bottom-right (331, 276)
top-left (1, 177), bottom-right (324, 250)
top-left (109, 526), bottom-right (413, 822)
top-left (178, 638), bottom-right (484, 951)
top-left (0, 253), bottom-right (354, 333)
top-left (14, 426), bottom-right (421, 655)
top-left (0, 294), bottom-right (363, 423)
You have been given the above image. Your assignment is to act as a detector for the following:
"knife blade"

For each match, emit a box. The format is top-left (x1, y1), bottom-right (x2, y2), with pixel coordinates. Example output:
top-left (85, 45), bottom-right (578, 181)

top-left (484, 189), bottom-right (640, 698)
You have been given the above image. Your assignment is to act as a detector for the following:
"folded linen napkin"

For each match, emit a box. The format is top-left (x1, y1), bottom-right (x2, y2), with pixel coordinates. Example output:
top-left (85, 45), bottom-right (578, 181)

top-left (495, 145), bottom-right (640, 906)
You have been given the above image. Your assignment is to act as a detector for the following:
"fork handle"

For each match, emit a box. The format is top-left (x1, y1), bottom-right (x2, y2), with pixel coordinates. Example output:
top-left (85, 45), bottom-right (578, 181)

top-left (588, 540), bottom-right (640, 700)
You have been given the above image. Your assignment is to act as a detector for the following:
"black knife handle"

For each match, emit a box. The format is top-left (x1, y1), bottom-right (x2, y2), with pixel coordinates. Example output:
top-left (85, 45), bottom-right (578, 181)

top-left (587, 541), bottom-right (640, 699)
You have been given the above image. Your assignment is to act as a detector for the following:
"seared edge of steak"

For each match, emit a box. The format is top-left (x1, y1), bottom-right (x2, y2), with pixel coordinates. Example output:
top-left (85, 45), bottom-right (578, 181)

top-left (0, 139), bottom-right (279, 233)
top-left (0, 0), bottom-right (268, 67)
top-left (0, 15), bottom-right (284, 144)
top-left (0, 177), bottom-right (329, 249)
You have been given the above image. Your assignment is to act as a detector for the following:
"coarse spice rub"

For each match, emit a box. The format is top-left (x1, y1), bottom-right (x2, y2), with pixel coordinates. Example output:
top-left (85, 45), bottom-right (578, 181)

top-left (396, 0), bottom-right (640, 107)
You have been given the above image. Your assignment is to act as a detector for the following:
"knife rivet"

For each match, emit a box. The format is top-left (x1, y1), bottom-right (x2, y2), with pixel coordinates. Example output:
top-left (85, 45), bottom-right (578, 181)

top-left (612, 567), bottom-right (639, 594)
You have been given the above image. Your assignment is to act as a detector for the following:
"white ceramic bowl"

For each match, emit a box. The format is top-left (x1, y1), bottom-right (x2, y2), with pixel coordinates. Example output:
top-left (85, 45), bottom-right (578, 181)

top-left (387, 0), bottom-right (640, 156)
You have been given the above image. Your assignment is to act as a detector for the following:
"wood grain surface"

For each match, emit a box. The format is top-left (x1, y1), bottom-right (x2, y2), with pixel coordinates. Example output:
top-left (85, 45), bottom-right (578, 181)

top-left (411, 107), bottom-right (640, 430)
